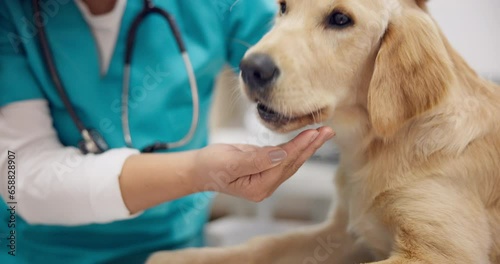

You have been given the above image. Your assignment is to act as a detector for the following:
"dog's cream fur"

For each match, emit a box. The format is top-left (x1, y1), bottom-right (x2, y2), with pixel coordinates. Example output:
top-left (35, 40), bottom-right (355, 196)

top-left (148, 0), bottom-right (500, 263)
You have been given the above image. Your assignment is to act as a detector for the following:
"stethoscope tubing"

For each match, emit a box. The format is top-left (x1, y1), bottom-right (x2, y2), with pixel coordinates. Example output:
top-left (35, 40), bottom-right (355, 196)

top-left (122, 4), bottom-right (199, 151)
top-left (33, 0), bottom-right (200, 154)
top-left (33, 0), bottom-right (103, 154)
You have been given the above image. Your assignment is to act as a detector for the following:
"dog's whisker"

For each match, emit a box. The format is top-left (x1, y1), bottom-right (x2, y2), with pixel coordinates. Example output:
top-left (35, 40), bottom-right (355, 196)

top-left (229, 38), bottom-right (253, 49)
top-left (312, 105), bottom-right (318, 124)
top-left (228, 91), bottom-right (241, 110)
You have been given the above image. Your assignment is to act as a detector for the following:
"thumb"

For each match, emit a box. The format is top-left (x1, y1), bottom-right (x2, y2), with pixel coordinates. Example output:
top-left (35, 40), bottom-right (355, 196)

top-left (236, 147), bottom-right (288, 175)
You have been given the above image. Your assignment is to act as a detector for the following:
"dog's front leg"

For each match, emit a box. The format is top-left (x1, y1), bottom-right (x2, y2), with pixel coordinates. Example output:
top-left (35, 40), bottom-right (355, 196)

top-left (146, 245), bottom-right (252, 264)
top-left (364, 179), bottom-right (492, 264)
top-left (242, 210), bottom-right (374, 264)
top-left (146, 207), bottom-right (373, 264)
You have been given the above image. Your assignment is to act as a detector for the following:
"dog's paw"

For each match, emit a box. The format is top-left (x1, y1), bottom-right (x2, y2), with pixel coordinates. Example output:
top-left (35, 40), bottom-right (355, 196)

top-left (146, 247), bottom-right (246, 264)
top-left (146, 249), bottom-right (203, 264)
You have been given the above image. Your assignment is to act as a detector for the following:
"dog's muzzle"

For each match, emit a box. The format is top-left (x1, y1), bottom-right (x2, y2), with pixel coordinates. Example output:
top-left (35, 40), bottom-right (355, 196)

top-left (240, 53), bottom-right (280, 100)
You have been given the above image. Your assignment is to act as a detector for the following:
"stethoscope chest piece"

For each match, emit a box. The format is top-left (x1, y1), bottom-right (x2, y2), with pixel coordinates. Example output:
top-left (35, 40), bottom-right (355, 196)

top-left (78, 129), bottom-right (109, 154)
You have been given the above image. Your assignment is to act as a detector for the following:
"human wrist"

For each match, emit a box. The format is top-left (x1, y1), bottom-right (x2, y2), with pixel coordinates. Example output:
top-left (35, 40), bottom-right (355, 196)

top-left (185, 147), bottom-right (222, 193)
top-left (176, 150), bottom-right (204, 194)
top-left (120, 151), bottom-right (203, 213)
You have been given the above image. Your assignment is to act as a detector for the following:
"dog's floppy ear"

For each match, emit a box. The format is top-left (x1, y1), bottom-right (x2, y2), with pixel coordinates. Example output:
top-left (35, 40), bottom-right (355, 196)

top-left (367, 11), bottom-right (453, 138)
top-left (416, 0), bottom-right (428, 9)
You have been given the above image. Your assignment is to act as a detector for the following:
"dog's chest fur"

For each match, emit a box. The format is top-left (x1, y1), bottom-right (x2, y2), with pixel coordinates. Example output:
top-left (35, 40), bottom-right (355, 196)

top-left (344, 170), bottom-right (394, 260)
top-left (348, 200), bottom-right (392, 259)
top-left (335, 118), bottom-right (500, 261)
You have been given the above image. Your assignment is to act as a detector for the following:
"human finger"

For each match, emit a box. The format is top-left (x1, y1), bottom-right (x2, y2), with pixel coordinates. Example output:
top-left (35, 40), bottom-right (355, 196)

top-left (228, 146), bottom-right (288, 176)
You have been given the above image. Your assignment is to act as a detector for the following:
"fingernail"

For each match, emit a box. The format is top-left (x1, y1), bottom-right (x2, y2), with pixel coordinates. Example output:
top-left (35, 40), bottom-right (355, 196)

top-left (309, 131), bottom-right (320, 143)
top-left (269, 149), bottom-right (287, 164)
top-left (326, 131), bottom-right (335, 139)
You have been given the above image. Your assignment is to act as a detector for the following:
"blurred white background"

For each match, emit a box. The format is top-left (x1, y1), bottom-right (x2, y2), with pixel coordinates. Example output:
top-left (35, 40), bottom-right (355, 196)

top-left (428, 0), bottom-right (500, 80)
top-left (205, 1), bottom-right (500, 246)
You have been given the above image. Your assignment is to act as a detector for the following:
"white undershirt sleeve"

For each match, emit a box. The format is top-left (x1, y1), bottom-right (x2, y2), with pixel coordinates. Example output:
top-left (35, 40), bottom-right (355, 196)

top-left (0, 100), bottom-right (141, 226)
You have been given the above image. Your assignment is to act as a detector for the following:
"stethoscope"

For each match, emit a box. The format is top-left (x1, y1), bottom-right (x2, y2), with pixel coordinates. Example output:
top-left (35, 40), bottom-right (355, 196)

top-left (33, 0), bottom-right (199, 154)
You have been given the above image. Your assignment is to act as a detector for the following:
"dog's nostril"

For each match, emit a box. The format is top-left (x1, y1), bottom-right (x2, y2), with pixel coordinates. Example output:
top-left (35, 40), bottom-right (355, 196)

top-left (253, 71), bottom-right (264, 80)
top-left (254, 72), bottom-right (261, 79)
top-left (240, 53), bottom-right (280, 88)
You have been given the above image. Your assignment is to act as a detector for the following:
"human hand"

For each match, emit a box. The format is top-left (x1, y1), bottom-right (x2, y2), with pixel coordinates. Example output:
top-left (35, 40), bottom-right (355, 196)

top-left (191, 126), bottom-right (334, 202)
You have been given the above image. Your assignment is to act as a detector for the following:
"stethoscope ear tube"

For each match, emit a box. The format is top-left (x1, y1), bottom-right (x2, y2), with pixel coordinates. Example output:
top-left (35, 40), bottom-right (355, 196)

top-left (125, 7), bottom-right (186, 64)
top-left (123, 4), bottom-right (199, 152)
top-left (155, 8), bottom-right (187, 53)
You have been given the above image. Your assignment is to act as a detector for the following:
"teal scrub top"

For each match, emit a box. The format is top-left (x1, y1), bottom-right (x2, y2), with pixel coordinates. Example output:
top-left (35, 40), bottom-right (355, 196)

top-left (0, 0), bottom-right (276, 263)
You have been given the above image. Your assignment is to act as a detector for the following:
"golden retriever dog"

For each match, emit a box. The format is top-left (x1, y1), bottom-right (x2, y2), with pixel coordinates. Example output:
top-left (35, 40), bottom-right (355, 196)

top-left (148, 0), bottom-right (500, 263)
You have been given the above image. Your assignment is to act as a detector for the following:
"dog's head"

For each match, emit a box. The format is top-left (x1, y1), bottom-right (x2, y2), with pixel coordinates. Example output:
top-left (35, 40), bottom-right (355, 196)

top-left (240, 0), bottom-right (453, 138)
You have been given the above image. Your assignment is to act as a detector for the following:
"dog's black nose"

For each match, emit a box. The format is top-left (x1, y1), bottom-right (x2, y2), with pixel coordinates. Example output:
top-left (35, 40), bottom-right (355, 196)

top-left (240, 54), bottom-right (280, 90)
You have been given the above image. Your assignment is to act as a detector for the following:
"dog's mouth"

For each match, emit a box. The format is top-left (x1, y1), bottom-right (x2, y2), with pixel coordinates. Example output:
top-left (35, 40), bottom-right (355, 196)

top-left (257, 103), bottom-right (290, 123)
top-left (256, 101), bottom-right (327, 130)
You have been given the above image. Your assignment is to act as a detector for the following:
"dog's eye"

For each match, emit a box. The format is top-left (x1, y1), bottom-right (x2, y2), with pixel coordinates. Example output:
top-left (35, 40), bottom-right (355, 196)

top-left (328, 12), bottom-right (353, 28)
top-left (279, 2), bottom-right (287, 15)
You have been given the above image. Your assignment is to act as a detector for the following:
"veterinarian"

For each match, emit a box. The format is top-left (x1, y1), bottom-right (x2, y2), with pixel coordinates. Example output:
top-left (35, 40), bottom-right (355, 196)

top-left (0, 0), bottom-right (334, 263)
